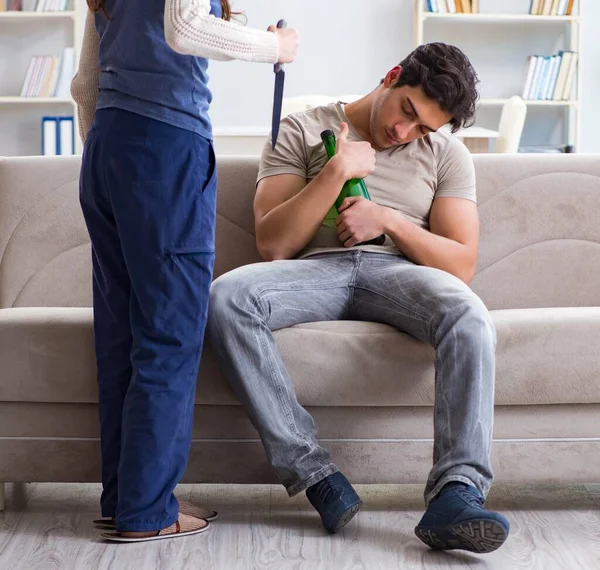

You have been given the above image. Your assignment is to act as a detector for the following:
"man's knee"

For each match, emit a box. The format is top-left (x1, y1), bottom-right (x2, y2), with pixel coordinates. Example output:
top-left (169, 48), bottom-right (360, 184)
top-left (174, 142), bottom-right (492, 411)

top-left (208, 265), bottom-right (268, 323)
top-left (455, 294), bottom-right (496, 346)
top-left (210, 269), bottom-right (247, 316)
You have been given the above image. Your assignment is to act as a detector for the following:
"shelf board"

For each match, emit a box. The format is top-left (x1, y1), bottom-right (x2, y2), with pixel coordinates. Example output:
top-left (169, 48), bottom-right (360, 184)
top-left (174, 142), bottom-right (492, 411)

top-left (0, 97), bottom-right (74, 104)
top-left (479, 98), bottom-right (578, 106)
top-left (0, 10), bottom-right (76, 20)
top-left (423, 13), bottom-right (579, 23)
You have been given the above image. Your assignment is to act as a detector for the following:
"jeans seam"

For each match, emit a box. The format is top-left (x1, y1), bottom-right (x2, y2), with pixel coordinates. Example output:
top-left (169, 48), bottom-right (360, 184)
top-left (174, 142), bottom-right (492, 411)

top-left (286, 464), bottom-right (338, 497)
top-left (250, 291), bottom-right (323, 459)
top-left (348, 251), bottom-right (361, 308)
top-left (250, 283), bottom-right (352, 296)
top-left (255, 315), bottom-right (308, 446)
top-left (425, 475), bottom-right (478, 506)
top-left (354, 284), bottom-right (433, 324)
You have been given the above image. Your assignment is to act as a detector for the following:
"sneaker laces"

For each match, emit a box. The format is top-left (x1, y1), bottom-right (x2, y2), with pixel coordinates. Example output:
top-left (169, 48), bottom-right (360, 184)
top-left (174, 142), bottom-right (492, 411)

top-left (457, 486), bottom-right (484, 509)
top-left (314, 479), bottom-right (336, 504)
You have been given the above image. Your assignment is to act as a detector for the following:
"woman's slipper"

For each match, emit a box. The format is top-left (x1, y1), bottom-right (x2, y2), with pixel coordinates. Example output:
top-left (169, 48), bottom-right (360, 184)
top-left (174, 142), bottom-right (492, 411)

top-left (101, 513), bottom-right (209, 543)
top-left (179, 499), bottom-right (219, 522)
top-left (93, 499), bottom-right (218, 529)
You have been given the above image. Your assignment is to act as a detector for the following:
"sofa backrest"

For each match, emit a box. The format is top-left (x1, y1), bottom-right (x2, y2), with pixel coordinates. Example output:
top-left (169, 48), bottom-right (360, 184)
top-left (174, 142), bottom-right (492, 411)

top-left (470, 154), bottom-right (600, 309)
top-left (0, 156), bottom-right (90, 309)
top-left (0, 154), bottom-right (598, 310)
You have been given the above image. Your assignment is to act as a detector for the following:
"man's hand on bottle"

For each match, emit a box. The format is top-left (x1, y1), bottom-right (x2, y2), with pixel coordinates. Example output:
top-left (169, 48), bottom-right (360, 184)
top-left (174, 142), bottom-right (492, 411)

top-left (331, 122), bottom-right (376, 181)
top-left (336, 196), bottom-right (390, 248)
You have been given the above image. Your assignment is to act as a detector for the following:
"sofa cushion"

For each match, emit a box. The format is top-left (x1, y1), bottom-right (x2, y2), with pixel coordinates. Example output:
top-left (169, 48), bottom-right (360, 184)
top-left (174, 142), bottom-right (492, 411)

top-left (1, 306), bottom-right (599, 407)
top-left (1, 155), bottom-right (600, 311)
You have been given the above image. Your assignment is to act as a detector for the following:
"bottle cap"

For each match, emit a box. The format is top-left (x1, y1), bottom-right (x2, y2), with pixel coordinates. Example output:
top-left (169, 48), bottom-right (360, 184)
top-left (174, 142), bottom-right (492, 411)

top-left (320, 129), bottom-right (335, 141)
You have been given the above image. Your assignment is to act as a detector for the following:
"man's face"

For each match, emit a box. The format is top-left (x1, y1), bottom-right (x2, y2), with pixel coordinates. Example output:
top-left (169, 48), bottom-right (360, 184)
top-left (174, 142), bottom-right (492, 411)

top-left (369, 66), bottom-right (453, 151)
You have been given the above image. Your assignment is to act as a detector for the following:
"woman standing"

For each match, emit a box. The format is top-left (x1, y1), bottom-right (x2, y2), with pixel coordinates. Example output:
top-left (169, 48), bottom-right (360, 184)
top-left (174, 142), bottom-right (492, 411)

top-left (71, 0), bottom-right (299, 542)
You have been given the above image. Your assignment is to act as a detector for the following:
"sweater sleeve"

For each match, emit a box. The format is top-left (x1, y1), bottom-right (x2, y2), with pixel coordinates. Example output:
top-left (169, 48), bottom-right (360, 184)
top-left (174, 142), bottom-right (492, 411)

top-left (70, 9), bottom-right (100, 144)
top-left (165, 0), bottom-right (279, 63)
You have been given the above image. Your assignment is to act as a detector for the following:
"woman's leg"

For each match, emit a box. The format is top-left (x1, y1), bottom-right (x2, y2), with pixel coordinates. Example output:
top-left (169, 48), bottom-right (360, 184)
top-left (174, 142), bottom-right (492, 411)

top-left (89, 109), bottom-right (217, 534)
top-left (80, 126), bottom-right (133, 521)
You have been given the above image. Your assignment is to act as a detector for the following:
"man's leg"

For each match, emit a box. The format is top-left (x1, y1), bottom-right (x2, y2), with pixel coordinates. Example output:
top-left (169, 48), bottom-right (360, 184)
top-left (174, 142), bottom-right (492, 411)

top-left (353, 253), bottom-right (508, 553)
top-left (207, 252), bottom-right (362, 532)
top-left (208, 254), bottom-right (352, 493)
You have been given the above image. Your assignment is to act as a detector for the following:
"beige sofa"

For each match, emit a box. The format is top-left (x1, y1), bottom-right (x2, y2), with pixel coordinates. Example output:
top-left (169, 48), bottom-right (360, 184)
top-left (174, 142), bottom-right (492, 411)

top-left (1, 153), bottom-right (599, 509)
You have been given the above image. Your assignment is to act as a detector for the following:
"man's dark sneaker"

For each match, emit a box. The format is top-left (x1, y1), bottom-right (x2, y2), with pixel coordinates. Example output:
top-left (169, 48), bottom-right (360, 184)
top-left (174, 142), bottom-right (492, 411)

top-left (305, 472), bottom-right (362, 534)
top-left (415, 482), bottom-right (509, 553)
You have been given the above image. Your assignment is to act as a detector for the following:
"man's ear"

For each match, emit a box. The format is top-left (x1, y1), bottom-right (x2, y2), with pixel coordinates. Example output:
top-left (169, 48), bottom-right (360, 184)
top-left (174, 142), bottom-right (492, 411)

top-left (383, 65), bottom-right (402, 88)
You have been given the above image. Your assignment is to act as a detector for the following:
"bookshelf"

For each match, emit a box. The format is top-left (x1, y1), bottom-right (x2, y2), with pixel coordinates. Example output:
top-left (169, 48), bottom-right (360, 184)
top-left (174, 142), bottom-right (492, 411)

top-left (0, 10), bottom-right (76, 19)
top-left (414, 0), bottom-right (582, 151)
top-left (479, 98), bottom-right (577, 106)
top-left (0, 97), bottom-right (74, 104)
top-left (421, 13), bottom-right (579, 22)
top-left (0, 1), bottom-right (84, 156)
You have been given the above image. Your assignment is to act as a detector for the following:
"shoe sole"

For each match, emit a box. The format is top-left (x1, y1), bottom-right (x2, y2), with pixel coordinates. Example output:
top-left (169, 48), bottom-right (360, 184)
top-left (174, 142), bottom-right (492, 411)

top-left (415, 519), bottom-right (508, 553)
top-left (93, 512), bottom-right (218, 530)
top-left (101, 522), bottom-right (209, 543)
top-left (328, 501), bottom-right (362, 534)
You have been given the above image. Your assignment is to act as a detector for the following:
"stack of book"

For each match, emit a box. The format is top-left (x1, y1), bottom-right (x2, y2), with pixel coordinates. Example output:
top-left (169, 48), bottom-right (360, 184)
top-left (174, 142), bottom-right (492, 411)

top-left (521, 51), bottom-right (578, 101)
top-left (529, 0), bottom-right (575, 15)
top-left (426, 1), bottom-right (479, 13)
top-left (20, 47), bottom-right (75, 98)
top-left (0, 0), bottom-right (70, 10)
top-left (41, 116), bottom-right (74, 156)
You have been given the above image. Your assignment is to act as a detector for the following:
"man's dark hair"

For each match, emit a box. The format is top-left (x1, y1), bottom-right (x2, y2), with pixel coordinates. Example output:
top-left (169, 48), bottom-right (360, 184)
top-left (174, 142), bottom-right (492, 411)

top-left (393, 43), bottom-right (479, 133)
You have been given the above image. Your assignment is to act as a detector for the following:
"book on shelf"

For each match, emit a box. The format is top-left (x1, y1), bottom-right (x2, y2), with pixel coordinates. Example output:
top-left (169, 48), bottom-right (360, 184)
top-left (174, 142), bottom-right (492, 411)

top-left (0, 0), bottom-right (69, 11)
top-left (426, 0), bottom-right (479, 13)
top-left (519, 144), bottom-right (574, 153)
top-left (0, 0), bottom-right (22, 9)
top-left (20, 47), bottom-right (75, 98)
top-left (521, 51), bottom-right (578, 101)
top-left (42, 116), bottom-right (74, 156)
top-left (529, 0), bottom-right (575, 16)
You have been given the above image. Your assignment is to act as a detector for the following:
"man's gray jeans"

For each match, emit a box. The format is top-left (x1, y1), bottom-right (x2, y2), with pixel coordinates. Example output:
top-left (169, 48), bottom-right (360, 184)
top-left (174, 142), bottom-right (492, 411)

top-left (207, 251), bottom-right (496, 505)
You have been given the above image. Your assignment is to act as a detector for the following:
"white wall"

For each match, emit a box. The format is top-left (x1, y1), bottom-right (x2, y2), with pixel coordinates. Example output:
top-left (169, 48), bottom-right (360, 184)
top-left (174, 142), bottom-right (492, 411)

top-left (208, 0), bottom-right (414, 130)
top-left (209, 0), bottom-right (599, 152)
top-left (579, 0), bottom-right (600, 152)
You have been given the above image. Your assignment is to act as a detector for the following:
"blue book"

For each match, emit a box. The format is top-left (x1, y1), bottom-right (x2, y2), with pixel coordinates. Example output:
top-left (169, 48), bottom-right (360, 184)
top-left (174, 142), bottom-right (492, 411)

top-left (41, 116), bottom-right (59, 156)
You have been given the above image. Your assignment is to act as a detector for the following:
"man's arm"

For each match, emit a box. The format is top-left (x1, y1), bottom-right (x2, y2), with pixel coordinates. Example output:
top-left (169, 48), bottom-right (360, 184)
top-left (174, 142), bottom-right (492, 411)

top-left (383, 138), bottom-right (479, 283)
top-left (255, 122), bottom-right (376, 261)
top-left (383, 197), bottom-right (479, 283)
top-left (255, 159), bottom-right (350, 261)
top-left (335, 194), bottom-right (479, 284)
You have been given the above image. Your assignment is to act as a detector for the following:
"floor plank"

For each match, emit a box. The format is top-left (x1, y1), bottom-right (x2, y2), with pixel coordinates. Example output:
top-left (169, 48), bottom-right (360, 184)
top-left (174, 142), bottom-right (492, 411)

top-left (1, 483), bottom-right (599, 570)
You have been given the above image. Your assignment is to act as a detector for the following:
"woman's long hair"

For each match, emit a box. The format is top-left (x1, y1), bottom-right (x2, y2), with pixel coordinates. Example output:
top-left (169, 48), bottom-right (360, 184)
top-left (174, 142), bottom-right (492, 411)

top-left (86, 1), bottom-right (233, 21)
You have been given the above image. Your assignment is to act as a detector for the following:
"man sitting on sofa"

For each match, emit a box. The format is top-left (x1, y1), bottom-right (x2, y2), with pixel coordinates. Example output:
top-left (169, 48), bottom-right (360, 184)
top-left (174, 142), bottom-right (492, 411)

top-left (207, 42), bottom-right (510, 554)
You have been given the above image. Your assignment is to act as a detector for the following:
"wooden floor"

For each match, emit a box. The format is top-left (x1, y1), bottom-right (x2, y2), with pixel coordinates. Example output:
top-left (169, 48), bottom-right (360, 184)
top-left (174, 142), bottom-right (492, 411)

top-left (1, 482), bottom-right (600, 569)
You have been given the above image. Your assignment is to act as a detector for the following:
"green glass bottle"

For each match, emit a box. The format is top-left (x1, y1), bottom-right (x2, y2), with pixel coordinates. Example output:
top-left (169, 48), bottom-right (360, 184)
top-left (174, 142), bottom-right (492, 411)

top-left (320, 129), bottom-right (385, 245)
